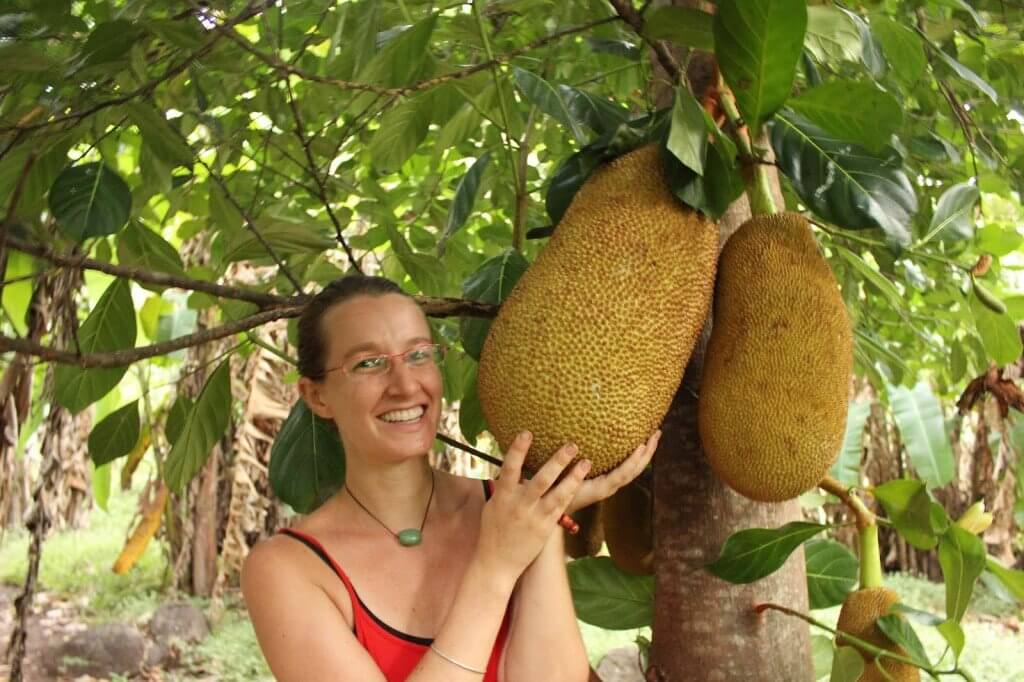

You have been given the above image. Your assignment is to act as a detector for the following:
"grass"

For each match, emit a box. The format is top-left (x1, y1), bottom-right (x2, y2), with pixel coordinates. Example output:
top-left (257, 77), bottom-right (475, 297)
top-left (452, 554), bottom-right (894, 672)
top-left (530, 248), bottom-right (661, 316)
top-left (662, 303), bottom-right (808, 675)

top-left (2, 480), bottom-right (1021, 681)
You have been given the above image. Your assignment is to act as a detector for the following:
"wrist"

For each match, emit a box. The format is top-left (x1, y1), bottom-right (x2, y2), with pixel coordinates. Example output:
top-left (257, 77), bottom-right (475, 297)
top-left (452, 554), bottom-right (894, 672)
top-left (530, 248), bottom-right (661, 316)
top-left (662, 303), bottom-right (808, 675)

top-left (468, 549), bottom-right (520, 596)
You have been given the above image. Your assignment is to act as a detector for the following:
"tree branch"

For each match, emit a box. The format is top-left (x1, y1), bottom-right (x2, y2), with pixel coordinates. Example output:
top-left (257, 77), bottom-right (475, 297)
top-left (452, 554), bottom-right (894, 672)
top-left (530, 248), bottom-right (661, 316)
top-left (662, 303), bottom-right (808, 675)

top-left (819, 475), bottom-right (876, 531)
top-left (606, 0), bottom-right (685, 86)
top-left (5, 236), bottom-right (296, 308)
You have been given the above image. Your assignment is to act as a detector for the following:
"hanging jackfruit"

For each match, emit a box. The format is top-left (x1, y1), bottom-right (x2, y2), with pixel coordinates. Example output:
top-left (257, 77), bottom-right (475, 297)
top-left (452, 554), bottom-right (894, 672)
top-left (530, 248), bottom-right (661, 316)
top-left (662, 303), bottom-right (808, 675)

top-left (698, 212), bottom-right (852, 501)
top-left (477, 144), bottom-right (718, 476)
top-left (836, 587), bottom-right (921, 682)
top-left (601, 474), bottom-right (654, 575)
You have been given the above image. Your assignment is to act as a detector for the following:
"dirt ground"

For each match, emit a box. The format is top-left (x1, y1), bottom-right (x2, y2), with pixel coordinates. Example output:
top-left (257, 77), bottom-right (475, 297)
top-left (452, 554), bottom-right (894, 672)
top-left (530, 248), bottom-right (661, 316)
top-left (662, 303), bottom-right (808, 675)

top-left (0, 584), bottom-right (98, 682)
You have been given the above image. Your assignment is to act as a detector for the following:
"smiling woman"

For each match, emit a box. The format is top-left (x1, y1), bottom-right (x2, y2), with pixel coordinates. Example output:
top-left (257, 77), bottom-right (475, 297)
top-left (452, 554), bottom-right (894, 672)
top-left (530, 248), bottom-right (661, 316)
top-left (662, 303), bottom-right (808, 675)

top-left (241, 274), bottom-right (660, 682)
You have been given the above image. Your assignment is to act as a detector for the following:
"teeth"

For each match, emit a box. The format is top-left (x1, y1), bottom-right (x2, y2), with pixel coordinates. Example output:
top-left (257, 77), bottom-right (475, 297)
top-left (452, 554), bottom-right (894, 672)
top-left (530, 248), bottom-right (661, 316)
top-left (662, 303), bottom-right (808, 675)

top-left (380, 406), bottom-right (425, 423)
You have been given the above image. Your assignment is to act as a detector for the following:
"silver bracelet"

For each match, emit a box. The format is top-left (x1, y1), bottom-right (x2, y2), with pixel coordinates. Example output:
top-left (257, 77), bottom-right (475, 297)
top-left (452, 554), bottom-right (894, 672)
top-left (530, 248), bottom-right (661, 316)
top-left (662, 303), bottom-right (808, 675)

top-left (429, 644), bottom-right (486, 675)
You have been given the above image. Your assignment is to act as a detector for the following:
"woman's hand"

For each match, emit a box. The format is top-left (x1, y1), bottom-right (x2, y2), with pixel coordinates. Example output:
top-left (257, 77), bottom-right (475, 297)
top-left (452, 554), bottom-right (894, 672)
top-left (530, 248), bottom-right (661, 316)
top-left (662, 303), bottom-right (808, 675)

top-left (475, 431), bottom-right (590, 585)
top-left (565, 429), bottom-right (661, 515)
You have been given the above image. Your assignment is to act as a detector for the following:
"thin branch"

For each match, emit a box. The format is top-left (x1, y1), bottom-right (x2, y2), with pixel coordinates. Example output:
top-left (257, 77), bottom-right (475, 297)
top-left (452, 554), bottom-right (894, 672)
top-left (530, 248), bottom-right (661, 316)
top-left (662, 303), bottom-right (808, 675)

top-left (819, 475), bottom-right (876, 532)
top-left (606, 0), bottom-right (685, 86)
top-left (436, 432), bottom-right (503, 467)
top-left (5, 235), bottom-right (295, 308)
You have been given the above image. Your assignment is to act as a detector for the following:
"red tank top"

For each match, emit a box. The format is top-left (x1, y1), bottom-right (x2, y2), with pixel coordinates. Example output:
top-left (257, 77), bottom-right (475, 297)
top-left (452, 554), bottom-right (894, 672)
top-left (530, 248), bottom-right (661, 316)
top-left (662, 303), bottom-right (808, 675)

top-left (279, 479), bottom-right (509, 682)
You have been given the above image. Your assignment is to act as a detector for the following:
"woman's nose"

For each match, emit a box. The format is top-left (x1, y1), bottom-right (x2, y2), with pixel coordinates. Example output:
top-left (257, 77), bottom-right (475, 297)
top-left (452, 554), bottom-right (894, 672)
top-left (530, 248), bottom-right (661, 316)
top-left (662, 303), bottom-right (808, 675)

top-left (384, 357), bottom-right (420, 393)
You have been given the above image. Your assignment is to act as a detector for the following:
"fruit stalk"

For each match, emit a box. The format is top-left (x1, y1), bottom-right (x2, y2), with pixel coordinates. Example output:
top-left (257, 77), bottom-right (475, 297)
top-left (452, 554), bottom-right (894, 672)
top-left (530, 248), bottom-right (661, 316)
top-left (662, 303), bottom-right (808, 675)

top-left (818, 476), bottom-right (882, 588)
top-left (717, 76), bottom-right (776, 217)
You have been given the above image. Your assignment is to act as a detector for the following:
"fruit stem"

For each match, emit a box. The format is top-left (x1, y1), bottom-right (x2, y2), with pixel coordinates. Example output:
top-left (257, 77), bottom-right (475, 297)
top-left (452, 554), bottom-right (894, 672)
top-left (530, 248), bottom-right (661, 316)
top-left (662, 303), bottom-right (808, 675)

top-left (858, 522), bottom-right (883, 589)
top-left (819, 475), bottom-right (875, 531)
top-left (717, 76), bottom-right (776, 217)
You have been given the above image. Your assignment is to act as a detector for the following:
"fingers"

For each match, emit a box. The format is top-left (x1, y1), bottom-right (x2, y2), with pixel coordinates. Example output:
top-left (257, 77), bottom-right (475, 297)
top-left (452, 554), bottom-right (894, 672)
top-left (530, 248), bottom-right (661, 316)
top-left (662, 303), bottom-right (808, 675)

top-left (526, 442), bottom-right (580, 497)
top-left (496, 431), bottom-right (531, 491)
top-left (541, 458), bottom-right (591, 520)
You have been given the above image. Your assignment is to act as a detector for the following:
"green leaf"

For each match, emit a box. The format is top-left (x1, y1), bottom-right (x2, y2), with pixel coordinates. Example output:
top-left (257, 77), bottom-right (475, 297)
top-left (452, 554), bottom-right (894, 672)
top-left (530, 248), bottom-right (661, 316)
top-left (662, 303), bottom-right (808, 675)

top-left (873, 479), bottom-right (941, 550)
top-left (667, 87), bottom-right (707, 176)
top-left (887, 381), bottom-right (954, 488)
top-left (804, 6), bottom-right (861, 63)
top-left (82, 19), bottom-right (141, 65)
top-left (812, 634), bottom-right (834, 680)
top-left (833, 246), bottom-right (904, 311)
top-left (876, 614), bottom-right (930, 667)
top-left (938, 525), bottom-right (986, 623)
top-left (970, 295), bottom-right (1023, 365)
top-left (568, 556), bottom-right (653, 630)
top-left (805, 539), bottom-right (858, 609)
top-left (54, 278), bottom-right (137, 414)
top-left (928, 39), bottom-right (998, 104)
top-left (787, 81), bottom-right (902, 153)
top-left (831, 400), bottom-right (870, 486)
top-left (714, 0), bottom-right (807, 134)
top-left (701, 139), bottom-right (745, 217)
top-left (459, 368), bottom-right (486, 445)
top-left (269, 399), bottom-right (345, 514)
top-left (369, 94), bottom-right (432, 173)
top-left (642, 7), bottom-right (714, 51)
top-left (124, 101), bottom-right (193, 167)
top-left (921, 182), bottom-right (979, 244)
top-left (937, 619), bottom-right (965, 661)
top-left (385, 223), bottom-right (445, 295)
top-left (513, 68), bottom-right (587, 145)
top-left (545, 147), bottom-right (604, 225)
top-left (87, 400), bottom-right (140, 467)
top-left (706, 522), bottom-right (827, 584)
top-left (2, 251), bottom-right (36, 336)
top-left (870, 18), bottom-right (926, 86)
top-left (0, 43), bottom-right (59, 72)
top-left (356, 15), bottom-right (437, 87)
top-left (220, 218), bottom-right (334, 263)
top-left (459, 249), bottom-right (529, 361)
top-left (556, 87), bottom-right (629, 136)
top-left (438, 152), bottom-right (492, 256)
top-left (165, 394), bottom-right (193, 448)
top-left (985, 556), bottom-right (1024, 603)
top-left (164, 359), bottom-right (233, 494)
top-left (829, 646), bottom-right (865, 682)
top-left (117, 221), bottom-right (186, 280)
top-left (91, 461), bottom-right (111, 512)
top-left (771, 112), bottom-right (917, 247)
top-left (49, 162), bottom-right (132, 242)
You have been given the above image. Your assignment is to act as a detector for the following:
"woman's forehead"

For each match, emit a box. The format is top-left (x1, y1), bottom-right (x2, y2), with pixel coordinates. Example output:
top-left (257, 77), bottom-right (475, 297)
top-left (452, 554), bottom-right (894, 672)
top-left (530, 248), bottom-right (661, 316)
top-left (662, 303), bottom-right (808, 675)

top-left (322, 294), bottom-right (429, 350)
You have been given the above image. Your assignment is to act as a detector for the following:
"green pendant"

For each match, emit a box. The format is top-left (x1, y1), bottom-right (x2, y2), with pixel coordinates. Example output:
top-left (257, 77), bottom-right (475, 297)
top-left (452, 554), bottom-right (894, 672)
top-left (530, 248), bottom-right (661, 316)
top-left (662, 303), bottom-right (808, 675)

top-left (397, 528), bottom-right (422, 547)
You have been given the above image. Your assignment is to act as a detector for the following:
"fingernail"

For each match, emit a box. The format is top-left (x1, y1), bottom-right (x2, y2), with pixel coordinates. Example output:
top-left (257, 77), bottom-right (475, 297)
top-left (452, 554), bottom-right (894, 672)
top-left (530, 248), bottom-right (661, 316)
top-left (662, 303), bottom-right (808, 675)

top-left (580, 459), bottom-right (592, 473)
top-left (520, 430), bottom-right (531, 440)
top-left (568, 443), bottom-right (579, 455)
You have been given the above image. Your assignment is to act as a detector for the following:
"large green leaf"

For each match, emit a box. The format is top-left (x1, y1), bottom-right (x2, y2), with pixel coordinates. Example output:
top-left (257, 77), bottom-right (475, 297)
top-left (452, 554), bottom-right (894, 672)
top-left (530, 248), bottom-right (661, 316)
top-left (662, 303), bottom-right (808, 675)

top-left (970, 295), bottom-right (1023, 365)
top-left (368, 94), bottom-right (432, 173)
top-left (887, 382), bottom-right (954, 488)
top-left (459, 249), bottom-right (529, 361)
top-left (513, 68), bottom-right (587, 145)
top-left (876, 615), bottom-right (930, 667)
top-left (438, 152), bottom-right (492, 256)
top-left (643, 7), bottom-right (713, 51)
top-left (164, 360), bottom-right (233, 494)
top-left (937, 526), bottom-right (986, 623)
top-left (805, 539), bottom-right (858, 609)
top-left (870, 18), bottom-right (926, 86)
top-left (873, 479), bottom-right (944, 550)
top-left (117, 221), bottom-right (186, 280)
top-left (54, 278), bottom-right (137, 414)
top-left (713, 0), bottom-right (807, 134)
top-left (985, 556), bottom-right (1024, 604)
top-left (920, 182), bottom-right (979, 244)
top-left (87, 400), bottom-right (140, 467)
top-left (356, 14), bottom-right (437, 87)
top-left (269, 399), bottom-right (345, 514)
top-left (787, 81), bottom-right (902, 153)
top-left (804, 5), bottom-right (861, 64)
top-left (928, 39), bottom-right (998, 104)
top-left (49, 162), bottom-right (132, 242)
top-left (706, 522), bottom-right (827, 584)
top-left (771, 111), bottom-right (917, 247)
top-left (556, 87), bottom-right (629, 137)
top-left (220, 217), bottom-right (334, 263)
top-left (124, 101), bottom-right (193, 167)
top-left (666, 87), bottom-right (707, 176)
top-left (385, 224), bottom-right (445, 295)
top-left (829, 646), bottom-right (865, 682)
top-left (833, 245), bottom-right (904, 311)
top-left (830, 400), bottom-right (871, 486)
top-left (568, 556), bottom-right (653, 630)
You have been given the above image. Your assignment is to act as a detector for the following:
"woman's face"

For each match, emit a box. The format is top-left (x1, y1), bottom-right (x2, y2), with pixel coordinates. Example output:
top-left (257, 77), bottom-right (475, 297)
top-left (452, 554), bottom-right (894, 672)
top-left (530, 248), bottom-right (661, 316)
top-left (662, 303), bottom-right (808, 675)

top-left (303, 293), bottom-right (443, 464)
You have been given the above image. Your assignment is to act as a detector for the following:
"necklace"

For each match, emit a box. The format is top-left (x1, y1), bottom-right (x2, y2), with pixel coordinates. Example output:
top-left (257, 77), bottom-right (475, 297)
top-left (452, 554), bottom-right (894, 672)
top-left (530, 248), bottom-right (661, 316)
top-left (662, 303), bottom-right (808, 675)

top-left (344, 469), bottom-right (435, 547)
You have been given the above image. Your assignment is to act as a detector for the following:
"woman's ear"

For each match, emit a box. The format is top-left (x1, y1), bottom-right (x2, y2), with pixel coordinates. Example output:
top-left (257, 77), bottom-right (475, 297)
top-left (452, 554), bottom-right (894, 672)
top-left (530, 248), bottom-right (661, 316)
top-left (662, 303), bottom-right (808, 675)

top-left (297, 377), bottom-right (334, 420)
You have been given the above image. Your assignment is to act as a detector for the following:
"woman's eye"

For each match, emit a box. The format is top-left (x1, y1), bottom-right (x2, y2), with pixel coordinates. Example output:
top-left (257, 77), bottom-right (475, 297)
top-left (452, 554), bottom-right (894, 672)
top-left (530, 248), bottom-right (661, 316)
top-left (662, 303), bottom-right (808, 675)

top-left (353, 357), bottom-right (385, 372)
top-left (407, 349), bottom-right (430, 363)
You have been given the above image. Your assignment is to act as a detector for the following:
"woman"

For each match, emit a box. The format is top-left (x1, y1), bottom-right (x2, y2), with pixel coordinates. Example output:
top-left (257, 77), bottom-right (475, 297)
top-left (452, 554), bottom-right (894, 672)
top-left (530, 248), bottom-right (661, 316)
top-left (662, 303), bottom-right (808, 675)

top-left (242, 275), bottom-right (659, 681)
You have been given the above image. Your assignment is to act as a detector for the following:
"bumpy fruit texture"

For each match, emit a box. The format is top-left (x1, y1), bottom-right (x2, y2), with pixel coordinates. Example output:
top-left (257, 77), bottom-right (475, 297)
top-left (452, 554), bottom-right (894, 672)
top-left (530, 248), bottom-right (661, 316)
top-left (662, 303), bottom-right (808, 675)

top-left (836, 587), bottom-right (921, 682)
top-left (698, 213), bottom-right (852, 502)
top-left (564, 502), bottom-right (605, 559)
top-left (601, 476), bottom-right (654, 575)
top-left (477, 144), bottom-right (718, 476)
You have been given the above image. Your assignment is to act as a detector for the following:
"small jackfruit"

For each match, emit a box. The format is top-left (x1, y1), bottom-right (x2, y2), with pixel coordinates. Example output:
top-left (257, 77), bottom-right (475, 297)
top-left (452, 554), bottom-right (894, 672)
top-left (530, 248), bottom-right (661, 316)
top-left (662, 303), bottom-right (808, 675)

top-left (836, 587), bottom-right (921, 682)
top-left (477, 144), bottom-right (718, 476)
top-left (698, 213), bottom-right (852, 502)
top-left (564, 502), bottom-right (605, 559)
top-left (601, 474), bottom-right (653, 575)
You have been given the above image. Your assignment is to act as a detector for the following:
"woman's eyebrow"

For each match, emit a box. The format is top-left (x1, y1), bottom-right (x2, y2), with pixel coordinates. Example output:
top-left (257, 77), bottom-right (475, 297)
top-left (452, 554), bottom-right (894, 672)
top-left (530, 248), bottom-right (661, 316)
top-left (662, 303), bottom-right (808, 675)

top-left (341, 336), bottom-right (432, 359)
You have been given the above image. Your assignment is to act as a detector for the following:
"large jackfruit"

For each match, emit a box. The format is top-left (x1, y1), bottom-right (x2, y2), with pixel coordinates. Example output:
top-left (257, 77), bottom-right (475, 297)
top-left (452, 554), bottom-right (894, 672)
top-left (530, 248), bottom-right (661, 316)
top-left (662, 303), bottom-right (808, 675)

top-left (477, 144), bottom-right (718, 476)
top-left (698, 213), bottom-right (852, 501)
top-left (601, 474), bottom-right (653, 575)
top-left (836, 587), bottom-right (921, 681)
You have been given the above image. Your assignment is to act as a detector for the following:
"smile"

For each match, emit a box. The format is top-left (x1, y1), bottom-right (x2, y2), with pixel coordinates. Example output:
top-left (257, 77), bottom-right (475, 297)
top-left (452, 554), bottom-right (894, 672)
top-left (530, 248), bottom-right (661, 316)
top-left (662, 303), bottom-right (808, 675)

top-left (378, 406), bottom-right (426, 423)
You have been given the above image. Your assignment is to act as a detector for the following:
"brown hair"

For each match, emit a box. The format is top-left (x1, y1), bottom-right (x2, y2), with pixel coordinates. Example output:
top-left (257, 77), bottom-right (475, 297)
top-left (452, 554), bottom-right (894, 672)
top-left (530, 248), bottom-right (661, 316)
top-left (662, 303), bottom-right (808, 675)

top-left (296, 275), bottom-right (410, 380)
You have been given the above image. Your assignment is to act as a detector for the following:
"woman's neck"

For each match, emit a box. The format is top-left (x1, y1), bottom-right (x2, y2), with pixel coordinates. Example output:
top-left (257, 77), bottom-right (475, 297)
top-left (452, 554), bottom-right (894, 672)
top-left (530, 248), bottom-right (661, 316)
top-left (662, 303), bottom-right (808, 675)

top-left (338, 456), bottom-right (438, 531)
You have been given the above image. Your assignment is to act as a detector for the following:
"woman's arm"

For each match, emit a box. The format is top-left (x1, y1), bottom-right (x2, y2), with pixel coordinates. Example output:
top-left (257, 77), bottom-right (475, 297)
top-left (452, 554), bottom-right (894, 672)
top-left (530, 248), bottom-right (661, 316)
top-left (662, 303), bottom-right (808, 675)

top-left (500, 530), bottom-right (590, 682)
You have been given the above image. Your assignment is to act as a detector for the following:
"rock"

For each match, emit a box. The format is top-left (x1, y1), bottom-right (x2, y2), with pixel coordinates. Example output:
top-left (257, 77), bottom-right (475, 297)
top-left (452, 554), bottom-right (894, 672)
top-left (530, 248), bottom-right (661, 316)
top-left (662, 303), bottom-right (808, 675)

top-left (596, 644), bottom-right (645, 682)
top-left (149, 601), bottom-right (210, 647)
top-left (46, 622), bottom-right (148, 677)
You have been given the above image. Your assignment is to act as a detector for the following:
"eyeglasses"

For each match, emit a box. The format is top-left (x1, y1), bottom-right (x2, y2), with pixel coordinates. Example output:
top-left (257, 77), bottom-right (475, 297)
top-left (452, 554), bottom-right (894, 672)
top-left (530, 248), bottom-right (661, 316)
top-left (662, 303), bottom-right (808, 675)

top-left (324, 343), bottom-right (446, 380)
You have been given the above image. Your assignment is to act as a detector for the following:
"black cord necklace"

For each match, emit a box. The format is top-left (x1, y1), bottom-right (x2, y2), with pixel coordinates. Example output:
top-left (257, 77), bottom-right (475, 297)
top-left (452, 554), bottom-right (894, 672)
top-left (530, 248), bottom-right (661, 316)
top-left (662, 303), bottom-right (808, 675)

top-left (344, 469), bottom-right (435, 547)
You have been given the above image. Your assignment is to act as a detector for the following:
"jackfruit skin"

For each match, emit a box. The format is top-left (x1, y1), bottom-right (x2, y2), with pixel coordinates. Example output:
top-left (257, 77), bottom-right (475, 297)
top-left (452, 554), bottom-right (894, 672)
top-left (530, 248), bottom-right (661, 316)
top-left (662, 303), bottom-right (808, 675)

top-left (698, 213), bottom-right (852, 502)
top-left (836, 587), bottom-right (921, 682)
top-left (601, 476), bottom-right (654, 575)
top-left (477, 144), bottom-right (718, 476)
top-left (564, 502), bottom-right (604, 559)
